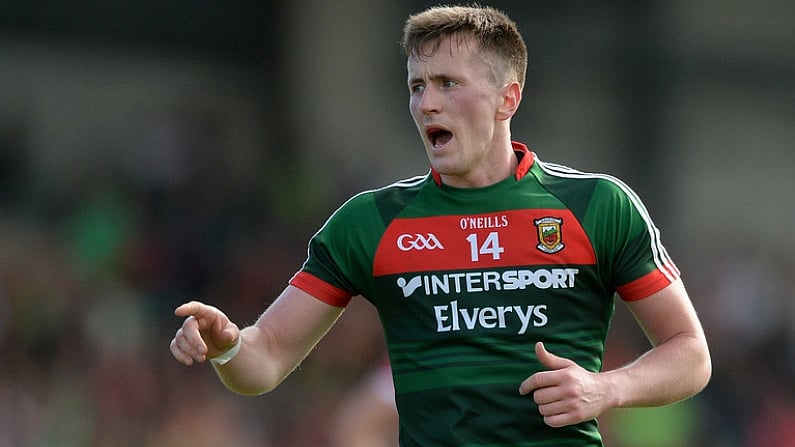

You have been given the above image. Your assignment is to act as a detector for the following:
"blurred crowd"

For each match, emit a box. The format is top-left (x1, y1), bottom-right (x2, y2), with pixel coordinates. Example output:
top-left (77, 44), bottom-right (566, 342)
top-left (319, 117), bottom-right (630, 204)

top-left (0, 104), bottom-right (396, 446)
top-left (0, 110), bottom-right (793, 447)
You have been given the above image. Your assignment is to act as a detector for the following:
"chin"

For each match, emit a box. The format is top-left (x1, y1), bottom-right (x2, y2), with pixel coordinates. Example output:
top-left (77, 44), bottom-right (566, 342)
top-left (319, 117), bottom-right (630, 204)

top-left (429, 159), bottom-right (461, 176)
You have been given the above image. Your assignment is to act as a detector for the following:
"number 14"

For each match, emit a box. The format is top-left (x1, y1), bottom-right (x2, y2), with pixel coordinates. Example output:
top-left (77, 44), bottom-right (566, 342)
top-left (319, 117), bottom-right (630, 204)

top-left (466, 232), bottom-right (504, 262)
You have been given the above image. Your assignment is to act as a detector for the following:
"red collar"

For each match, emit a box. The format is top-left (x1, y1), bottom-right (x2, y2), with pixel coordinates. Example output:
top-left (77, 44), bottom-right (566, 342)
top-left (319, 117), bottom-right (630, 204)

top-left (431, 141), bottom-right (534, 186)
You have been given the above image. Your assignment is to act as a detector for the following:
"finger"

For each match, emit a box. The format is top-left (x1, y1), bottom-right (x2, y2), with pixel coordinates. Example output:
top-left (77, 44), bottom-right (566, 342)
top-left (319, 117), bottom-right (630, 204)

top-left (519, 372), bottom-right (545, 395)
top-left (180, 316), bottom-right (205, 348)
top-left (209, 309), bottom-right (234, 338)
top-left (536, 399), bottom-right (568, 418)
top-left (211, 319), bottom-right (240, 351)
top-left (519, 343), bottom-right (572, 395)
top-left (218, 323), bottom-right (240, 347)
top-left (535, 342), bottom-right (575, 370)
top-left (175, 300), bottom-right (210, 318)
top-left (531, 385), bottom-right (558, 405)
top-left (541, 412), bottom-right (573, 428)
top-left (171, 330), bottom-right (207, 365)
top-left (177, 302), bottom-right (233, 341)
top-left (176, 317), bottom-right (209, 360)
top-left (170, 337), bottom-right (195, 366)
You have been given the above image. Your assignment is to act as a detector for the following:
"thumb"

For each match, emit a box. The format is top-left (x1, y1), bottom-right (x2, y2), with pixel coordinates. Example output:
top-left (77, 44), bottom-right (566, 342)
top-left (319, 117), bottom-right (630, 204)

top-left (535, 342), bottom-right (574, 370)
top-left (211, 316), bottom-right (240, 350)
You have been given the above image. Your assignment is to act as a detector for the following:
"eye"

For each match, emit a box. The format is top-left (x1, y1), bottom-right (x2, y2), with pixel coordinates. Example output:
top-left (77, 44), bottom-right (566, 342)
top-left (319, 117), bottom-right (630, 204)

top-left (441, 79), bottom-right (457, 88)
top-left (410, 83), bottom-right (425, 93)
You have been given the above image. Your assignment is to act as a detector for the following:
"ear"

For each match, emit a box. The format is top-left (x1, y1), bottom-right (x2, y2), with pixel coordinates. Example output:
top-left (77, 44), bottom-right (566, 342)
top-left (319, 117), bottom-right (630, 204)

top-left (496, 81), bottom-right (522, 121)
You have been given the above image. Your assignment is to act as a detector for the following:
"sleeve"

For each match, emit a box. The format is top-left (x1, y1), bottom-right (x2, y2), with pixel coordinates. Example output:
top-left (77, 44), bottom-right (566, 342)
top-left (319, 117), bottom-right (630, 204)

top-left (593, 178), bottom-right (680, 301)
top-left (290, 271), bottom-right (354, 307)
top-left (289, 191), bottom-right (383, 307)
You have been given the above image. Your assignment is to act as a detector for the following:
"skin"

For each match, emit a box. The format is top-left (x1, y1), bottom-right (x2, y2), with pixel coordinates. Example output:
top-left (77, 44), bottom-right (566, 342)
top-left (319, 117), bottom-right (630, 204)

top-left (330, 364), bottom-right (399, 447)
top-left (170, 33), bottom-right (711, 427)
top-left (171, 286), bottom-right (343, 395)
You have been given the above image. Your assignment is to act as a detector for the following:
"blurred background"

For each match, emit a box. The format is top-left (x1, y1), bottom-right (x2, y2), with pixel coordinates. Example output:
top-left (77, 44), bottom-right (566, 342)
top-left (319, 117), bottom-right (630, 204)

top-left (1, 1), bottom-right (793, 446)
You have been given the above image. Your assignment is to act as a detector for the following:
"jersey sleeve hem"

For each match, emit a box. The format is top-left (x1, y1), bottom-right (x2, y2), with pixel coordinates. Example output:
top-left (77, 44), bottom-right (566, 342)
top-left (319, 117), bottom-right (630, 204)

top-left (616, 269), bottom-right (678, 302)
top-left (289, 271), bottom-right (354, 307)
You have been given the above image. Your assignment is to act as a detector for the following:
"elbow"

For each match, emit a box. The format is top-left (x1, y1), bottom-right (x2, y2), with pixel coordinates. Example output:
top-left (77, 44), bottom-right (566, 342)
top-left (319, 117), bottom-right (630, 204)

top-left (232, 387), bottom-right (272, 397)
top-left (686, 336), bottom-right (712, 397)
top-left (670, 333), bottom-right (712, 400)
top-left (217, 364), bottom-right (299, 397)
top-left (695, 343), bottom-right (713, 393)
top-left (222, 379), bottom-right (278, 397)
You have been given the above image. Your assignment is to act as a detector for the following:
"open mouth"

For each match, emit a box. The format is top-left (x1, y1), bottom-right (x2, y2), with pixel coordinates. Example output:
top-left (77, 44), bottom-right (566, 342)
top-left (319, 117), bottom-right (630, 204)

top-left (427, 127), bottom-right (453, 148)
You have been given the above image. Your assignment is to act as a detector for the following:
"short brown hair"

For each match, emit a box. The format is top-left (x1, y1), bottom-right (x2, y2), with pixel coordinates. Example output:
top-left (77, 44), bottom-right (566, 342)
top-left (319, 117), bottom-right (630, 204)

top-left (402, 5), bottom-right (528, 89)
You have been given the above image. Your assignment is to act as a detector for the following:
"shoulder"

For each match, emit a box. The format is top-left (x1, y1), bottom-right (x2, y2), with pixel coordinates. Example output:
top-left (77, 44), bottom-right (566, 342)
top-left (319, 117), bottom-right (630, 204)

top-left (530, 157), bottom-right (644, 219)
top-left (532, 157), bottom-right (630, 194)
top-left (313, 173), bottom-right (430, 236)
top-left (330, 173), bottom-right (429, 222)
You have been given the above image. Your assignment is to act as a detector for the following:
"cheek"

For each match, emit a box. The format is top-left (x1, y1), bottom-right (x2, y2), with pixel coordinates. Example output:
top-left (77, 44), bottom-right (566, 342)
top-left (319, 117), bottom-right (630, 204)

top-left (456, 97), bottom-right (494, 127)
top-left (408, 98), bottom-right (422, 120)
top-left (454, 89), bottom-right (491, 111)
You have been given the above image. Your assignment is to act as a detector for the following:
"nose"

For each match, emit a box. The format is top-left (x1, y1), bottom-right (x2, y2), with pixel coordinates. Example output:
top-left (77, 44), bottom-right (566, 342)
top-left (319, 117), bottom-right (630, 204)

top-left (418, 86), bottom-right (440, 115)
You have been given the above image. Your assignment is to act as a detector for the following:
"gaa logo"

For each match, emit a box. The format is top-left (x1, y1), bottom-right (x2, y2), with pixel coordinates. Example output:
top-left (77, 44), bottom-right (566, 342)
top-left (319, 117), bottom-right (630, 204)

top-left (397, 233), bottom-right (444, 251)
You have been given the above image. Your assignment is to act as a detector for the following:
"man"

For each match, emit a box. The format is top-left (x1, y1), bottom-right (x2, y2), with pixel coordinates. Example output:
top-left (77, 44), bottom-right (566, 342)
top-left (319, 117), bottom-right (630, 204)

top-left (170, 5), bottom-right (711, 446)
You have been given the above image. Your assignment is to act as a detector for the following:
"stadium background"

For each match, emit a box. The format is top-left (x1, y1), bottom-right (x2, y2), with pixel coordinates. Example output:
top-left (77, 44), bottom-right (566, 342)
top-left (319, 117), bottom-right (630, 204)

top-left (1, 1), bottom-right (793, 445)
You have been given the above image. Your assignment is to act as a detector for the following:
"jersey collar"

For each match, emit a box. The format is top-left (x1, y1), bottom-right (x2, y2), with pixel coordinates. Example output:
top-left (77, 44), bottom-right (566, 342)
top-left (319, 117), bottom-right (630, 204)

top-left (430, 141), bottom-right (535, 186)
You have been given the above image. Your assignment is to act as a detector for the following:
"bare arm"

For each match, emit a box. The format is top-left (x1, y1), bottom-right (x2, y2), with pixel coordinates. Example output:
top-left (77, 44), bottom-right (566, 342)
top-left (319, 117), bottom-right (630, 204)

top-left (519, 278), bottom-right (711, 427)
top-left (603, 278), bottom-right (712, 407)
top-left (331, 363), bottom-right (399, 447)
top-left (170, 285), bottom-right (345, 395)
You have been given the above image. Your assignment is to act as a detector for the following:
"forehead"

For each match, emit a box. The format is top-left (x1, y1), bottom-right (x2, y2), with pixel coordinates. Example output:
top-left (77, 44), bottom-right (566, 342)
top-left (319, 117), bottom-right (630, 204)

top-left (406, 34), bottom-right (486, 77)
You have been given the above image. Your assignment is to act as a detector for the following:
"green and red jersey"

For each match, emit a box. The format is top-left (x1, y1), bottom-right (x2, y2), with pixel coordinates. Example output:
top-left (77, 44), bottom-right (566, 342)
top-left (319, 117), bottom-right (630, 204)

top-left (290, 142), bottom-right (679, 446)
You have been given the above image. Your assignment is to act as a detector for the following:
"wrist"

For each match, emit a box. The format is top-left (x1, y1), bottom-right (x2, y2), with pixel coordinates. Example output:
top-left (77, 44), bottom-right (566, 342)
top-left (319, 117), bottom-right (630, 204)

top-left (210, 336), bottom-right (242, 366)
top-left (601, 369), bottom-right (628, 409)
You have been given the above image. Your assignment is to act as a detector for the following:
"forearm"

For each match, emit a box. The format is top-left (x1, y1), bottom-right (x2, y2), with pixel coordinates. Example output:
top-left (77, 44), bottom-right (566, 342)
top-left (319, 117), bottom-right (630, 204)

top-left (602, 331), bottom-right (711, 409)
top-left (210, 287), bottom-right (346, 395)
top-left (212, 325), bottom-right (294, 395)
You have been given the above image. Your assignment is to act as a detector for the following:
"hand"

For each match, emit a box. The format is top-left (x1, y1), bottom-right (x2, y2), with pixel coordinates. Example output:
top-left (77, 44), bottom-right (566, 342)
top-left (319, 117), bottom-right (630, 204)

top-left (170, 301), bottom-right (240, 366)
top-left (519, 342), bottom-right (610, 427)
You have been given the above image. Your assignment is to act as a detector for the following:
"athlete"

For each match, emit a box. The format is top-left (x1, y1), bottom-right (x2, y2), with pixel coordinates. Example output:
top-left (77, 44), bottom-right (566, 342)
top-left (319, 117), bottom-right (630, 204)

top-left (170, 5), bottom-right (711, 446)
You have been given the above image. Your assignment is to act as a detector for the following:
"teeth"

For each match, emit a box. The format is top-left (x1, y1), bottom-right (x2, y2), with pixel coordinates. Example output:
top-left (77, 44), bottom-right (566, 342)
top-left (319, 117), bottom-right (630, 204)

top-left (427, 128), bottom-right (450, 149)
top-left (432, 130), bottom-right (452, 148)
top-left (429, 131), bottom-right (439, 147)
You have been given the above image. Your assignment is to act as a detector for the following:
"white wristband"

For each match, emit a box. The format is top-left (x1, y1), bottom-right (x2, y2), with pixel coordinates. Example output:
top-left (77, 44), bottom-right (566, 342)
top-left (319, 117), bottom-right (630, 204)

top-left (210, 336), bottom-right (242, 366)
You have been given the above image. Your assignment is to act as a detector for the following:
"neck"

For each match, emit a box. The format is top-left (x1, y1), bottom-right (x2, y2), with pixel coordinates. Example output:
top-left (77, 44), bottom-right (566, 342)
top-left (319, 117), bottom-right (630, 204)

top-left (436, 140), bottom-right (519, 188)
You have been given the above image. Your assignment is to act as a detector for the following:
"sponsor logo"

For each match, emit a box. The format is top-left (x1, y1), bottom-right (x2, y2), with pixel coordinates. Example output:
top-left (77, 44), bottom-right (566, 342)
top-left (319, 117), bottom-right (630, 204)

top-left (534, 217), bottom-right (564, 254)
top-left (396, 276), bottom-right (424, 298)
top-left (434, 300), bottom-right (548, 334)
top-left (397, 268), bottom-right (579, 298)
top-left (397, 233), bottom-right (444, 251)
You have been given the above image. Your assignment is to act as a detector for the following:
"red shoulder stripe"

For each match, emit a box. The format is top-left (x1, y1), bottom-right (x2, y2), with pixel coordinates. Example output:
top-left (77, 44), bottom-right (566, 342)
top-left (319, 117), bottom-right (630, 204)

top-left (616, 268), bottom-right (678, 301)
top-left (289, 271), bottom-right (353, 307)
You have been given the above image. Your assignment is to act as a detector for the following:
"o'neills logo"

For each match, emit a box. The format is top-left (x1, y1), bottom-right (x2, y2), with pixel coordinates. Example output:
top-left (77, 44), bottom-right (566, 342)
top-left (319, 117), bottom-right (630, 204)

top-left (534, 217), bottom-right (564, 254)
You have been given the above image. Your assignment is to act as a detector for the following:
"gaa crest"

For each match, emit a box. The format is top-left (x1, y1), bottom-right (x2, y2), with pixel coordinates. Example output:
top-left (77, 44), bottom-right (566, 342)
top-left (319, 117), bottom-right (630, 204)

top-left (534, 217), bottom-right (564, 254)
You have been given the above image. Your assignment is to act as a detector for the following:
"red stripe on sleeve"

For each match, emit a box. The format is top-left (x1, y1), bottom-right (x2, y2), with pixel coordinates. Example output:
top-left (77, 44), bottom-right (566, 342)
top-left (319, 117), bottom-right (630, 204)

top-left (616, 269), bottom-right (678, 301)
top-left (289, 271), bottom-right (353, 307)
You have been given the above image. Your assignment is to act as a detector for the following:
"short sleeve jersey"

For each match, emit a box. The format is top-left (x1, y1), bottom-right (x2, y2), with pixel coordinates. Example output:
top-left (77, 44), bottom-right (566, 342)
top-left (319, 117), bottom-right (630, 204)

top-left (290, 142), bottom-right (679, 446)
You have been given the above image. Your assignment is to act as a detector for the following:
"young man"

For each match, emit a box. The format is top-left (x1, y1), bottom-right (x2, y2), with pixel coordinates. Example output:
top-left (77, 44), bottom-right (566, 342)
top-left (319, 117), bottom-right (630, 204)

top-left (170, 5), bottom-right (711, 446)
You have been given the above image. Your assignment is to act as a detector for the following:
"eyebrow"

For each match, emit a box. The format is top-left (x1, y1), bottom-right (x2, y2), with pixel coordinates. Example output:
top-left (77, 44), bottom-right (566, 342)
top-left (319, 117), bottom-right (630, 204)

top-left (408, 73), bottom-right (456, 86)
